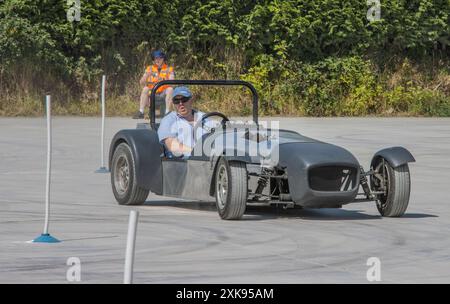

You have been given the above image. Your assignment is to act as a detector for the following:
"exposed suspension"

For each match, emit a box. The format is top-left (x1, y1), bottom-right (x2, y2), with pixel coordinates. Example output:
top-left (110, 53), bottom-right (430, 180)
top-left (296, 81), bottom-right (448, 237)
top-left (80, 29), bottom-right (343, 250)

top-left (254, 166), bottom-right (275, 199)
top-left (359, 166), bottom-right (374, 200)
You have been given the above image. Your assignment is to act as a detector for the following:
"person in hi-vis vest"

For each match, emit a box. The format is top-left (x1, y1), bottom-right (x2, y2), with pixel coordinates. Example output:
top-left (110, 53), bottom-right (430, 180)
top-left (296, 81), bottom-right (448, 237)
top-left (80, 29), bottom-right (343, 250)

top-left (133, 50), bottom-right (175, 119)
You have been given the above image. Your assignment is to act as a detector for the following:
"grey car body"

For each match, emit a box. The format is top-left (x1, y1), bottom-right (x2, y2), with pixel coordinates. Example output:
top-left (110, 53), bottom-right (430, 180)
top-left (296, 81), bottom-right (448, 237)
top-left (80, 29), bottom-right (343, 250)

top-left (109, 80), bottom-right (415, 219)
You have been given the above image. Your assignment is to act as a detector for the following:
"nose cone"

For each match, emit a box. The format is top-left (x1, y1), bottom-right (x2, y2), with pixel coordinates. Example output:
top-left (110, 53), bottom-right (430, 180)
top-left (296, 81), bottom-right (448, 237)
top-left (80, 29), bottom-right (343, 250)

top-left (277, 142), bottom-right (360, 207)
top-left (278, 142), bottom-right (359, 168)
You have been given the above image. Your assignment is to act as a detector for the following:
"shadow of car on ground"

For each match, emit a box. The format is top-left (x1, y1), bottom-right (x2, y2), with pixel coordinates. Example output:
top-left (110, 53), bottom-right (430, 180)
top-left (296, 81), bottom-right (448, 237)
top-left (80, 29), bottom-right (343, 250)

top-left (142, 200), bottom-right (437, 221)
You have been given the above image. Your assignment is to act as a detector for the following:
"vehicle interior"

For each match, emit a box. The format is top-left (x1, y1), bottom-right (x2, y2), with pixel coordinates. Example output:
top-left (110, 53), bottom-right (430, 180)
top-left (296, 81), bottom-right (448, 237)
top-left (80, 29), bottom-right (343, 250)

top-left (146, 80), bottom-right (260, 162)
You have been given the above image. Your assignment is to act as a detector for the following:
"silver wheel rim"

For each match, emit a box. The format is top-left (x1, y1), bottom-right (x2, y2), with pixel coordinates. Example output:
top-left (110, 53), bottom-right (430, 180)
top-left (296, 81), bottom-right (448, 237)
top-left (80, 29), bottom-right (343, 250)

top-left (114, 155), bottom-right (130, 195)
top-left (216, 165), bottom-right (228, 210)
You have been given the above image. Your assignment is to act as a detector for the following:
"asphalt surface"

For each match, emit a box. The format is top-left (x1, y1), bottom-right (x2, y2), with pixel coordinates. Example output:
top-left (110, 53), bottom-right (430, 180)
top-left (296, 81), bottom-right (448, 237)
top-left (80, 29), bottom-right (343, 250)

top-left (0, 117), bottom-right (449, 283)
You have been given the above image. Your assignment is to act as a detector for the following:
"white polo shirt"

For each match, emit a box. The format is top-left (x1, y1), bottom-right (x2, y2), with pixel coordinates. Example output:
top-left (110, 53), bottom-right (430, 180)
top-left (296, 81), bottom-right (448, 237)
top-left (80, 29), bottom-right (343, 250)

top-left (157, 110), bottom-right (208, 157)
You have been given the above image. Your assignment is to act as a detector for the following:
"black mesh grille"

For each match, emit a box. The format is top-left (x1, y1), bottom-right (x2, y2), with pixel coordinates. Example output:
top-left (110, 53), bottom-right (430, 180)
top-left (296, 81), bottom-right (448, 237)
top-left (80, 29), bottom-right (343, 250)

top-left (308, 166), bottom-right (357, 192)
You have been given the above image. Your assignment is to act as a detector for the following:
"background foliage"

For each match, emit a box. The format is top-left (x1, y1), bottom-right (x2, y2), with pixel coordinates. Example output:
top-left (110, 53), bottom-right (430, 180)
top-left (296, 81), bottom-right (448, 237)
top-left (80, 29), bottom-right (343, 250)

top-left (0, 0), bottom-right (449, 116)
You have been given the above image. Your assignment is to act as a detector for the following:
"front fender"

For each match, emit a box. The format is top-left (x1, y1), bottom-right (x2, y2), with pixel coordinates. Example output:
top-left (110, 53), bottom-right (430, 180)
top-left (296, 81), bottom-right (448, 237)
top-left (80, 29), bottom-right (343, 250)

top-left (371, 146), bottom-right (415, 168)
top-left (109, 129), bottom-right (163, 194)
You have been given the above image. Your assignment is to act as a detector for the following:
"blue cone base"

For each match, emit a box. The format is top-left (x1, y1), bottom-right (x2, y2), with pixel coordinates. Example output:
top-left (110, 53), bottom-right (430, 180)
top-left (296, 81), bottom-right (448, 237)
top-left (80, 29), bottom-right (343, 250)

top-left (95, 167), bottom-right (109, 173)
top-left (32, 234), bottom-right (61, 243)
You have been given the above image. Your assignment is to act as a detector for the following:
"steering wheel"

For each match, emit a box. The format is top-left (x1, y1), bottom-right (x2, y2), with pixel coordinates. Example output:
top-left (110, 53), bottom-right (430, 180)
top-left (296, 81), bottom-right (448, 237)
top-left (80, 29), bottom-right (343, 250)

top-left (193, 111), bottom-right (230, 136)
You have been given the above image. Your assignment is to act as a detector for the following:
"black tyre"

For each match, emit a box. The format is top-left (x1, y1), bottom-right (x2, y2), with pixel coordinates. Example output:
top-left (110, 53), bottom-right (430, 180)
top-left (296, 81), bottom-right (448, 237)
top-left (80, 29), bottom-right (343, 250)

top-left (111, 143), bottom-right (149, 205)
top-left (371, 157), bottom-right (411, 217)
top-left (215, 158), bottom-right (248, 220)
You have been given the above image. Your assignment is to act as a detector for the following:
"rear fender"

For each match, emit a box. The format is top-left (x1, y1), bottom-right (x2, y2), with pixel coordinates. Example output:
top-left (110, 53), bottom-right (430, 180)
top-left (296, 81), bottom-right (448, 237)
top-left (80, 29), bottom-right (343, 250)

top-left (109, 129), bottom-right (163, 194)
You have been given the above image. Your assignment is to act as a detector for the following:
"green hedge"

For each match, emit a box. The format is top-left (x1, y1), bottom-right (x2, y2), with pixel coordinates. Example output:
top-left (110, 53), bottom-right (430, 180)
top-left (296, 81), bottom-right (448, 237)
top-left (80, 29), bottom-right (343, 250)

top-left (0, 0), bottom-right (449, 116)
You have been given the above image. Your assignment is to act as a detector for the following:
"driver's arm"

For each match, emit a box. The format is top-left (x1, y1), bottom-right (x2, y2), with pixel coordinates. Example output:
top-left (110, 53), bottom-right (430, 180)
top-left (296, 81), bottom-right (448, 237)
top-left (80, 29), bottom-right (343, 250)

top-left (164, 137), bottom-right (192, 154)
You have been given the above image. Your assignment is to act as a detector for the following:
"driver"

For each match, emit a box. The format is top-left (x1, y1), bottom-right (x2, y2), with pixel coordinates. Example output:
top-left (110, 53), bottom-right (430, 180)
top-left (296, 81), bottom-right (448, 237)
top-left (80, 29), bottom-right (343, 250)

top-left (157, 86), bottom-right (210, 158)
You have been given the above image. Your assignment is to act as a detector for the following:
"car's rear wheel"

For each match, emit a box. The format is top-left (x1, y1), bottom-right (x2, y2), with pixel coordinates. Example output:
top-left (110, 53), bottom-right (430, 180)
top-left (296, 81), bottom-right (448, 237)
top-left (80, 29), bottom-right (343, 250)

top-left (215, 158), bottom-right (248, 220)
top-left (371, 157), bottom-right (411, 217)
top-left (111, 143), bottom-right (149, 205)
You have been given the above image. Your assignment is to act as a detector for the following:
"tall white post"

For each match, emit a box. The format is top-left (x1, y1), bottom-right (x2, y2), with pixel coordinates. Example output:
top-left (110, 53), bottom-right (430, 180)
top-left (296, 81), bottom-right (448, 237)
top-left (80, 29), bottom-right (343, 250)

top-left (101, 75), bottom-right (106, 167)
top-left (96, 75), bottom-right (108, 173)
top-left (43, 95), bottom-right (52, 235)
top-left (124, 210), bottom-right (139, 284)
top-left (32, 95), bottom-right (59, 243)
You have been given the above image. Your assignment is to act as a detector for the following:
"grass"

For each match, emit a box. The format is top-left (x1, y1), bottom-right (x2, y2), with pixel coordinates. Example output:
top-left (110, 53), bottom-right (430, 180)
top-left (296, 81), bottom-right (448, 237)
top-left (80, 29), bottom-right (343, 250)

top-left (0, 57), bottom-right (449, 117)
top-left (1, 88), bottom-right (449, 118)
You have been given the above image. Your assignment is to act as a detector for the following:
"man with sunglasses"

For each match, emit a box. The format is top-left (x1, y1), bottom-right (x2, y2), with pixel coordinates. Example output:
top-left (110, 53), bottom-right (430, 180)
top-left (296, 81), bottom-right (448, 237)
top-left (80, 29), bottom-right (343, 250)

top-left (158, 87), bottom-right (210, 158)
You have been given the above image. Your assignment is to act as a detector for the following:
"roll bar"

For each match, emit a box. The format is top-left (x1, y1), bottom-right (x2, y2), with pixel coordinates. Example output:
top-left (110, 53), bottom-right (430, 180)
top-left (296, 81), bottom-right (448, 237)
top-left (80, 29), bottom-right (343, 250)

top-left (149, 80), bottom-right (259, 129)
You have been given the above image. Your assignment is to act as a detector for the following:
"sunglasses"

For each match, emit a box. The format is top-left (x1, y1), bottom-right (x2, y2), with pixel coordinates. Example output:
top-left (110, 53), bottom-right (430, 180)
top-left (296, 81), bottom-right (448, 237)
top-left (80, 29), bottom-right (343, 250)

top-left (172, 96), bottom-right (191, 105)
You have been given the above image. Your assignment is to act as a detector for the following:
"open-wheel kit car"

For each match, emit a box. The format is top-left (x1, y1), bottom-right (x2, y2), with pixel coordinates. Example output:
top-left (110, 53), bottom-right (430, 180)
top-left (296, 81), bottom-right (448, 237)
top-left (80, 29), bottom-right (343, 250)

top-left (109, 80), bottom-right (415, 220)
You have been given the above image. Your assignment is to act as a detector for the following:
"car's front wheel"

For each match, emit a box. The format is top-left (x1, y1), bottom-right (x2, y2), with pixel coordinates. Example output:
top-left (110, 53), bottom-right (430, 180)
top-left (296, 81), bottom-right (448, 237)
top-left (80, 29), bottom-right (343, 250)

top-left (371, 157), bottom-right (411, 217)
top-left (215, 158), bottom-right (248, 220)
top-left (111, 143), bottom-right (149, 205)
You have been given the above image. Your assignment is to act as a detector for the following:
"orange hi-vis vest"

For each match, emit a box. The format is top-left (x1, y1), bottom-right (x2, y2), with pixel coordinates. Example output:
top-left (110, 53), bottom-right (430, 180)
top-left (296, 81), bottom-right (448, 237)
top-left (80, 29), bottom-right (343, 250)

top-left (146, 63), bottom-right (174, 94)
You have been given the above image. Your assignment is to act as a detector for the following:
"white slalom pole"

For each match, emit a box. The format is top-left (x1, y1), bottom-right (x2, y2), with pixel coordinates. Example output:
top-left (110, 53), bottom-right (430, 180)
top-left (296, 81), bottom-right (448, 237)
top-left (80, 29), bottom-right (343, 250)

top-left (124, 210), bottom-right (139, 284)
top-left (43, 95), bottom-right (52, 235)
top-left (96, 75), bottom-right (108, 173)
top-left (32, 95), bottom-right (59, 243)
top-left (101, 75), bottom-right (106, 167)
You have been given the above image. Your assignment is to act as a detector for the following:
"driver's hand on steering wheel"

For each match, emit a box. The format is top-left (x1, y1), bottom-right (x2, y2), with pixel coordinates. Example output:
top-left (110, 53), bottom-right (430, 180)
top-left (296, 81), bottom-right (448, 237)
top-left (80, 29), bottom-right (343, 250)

top-left (164, 137), bottom-right (192, 155)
